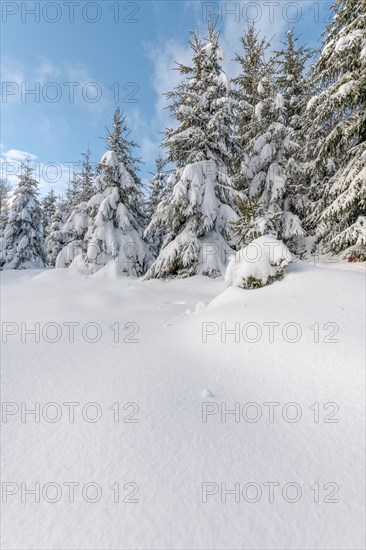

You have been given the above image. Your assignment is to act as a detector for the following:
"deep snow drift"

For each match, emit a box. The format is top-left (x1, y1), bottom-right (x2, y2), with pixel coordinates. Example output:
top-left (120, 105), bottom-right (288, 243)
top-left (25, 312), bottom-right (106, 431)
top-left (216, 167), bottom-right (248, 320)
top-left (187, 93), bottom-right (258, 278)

top-left (1, 261), bottom-right (365, 549)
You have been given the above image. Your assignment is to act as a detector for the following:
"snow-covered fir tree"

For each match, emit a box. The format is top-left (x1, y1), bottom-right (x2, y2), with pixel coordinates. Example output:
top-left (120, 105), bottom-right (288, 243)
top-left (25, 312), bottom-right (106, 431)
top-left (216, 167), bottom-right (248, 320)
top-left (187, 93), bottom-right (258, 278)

top-left (0, 160), bottom-right (45, 270)
top-left (82, 108), bottom-right (152, 275)
top-left (146, 157), bottom-right (168, 219)
top-left (232, 23), bottom-right (272, 175)
top-left (145, 26), bottom-right (241, 279)
top-left (232, 27), bottom-right (310, 252)
top-left (42, 188), bottom-right (57, 233)
top-left (65, 147), bottom-right (94, 215)
top-left (45, 204), bottom-right (67, 266)
top-left (236, 66), bottom-right (296, 242)
top-left (305, 0), bottom-right (366, 257)
top-left (231, 25), bottom-right (281, 240)
top-left (0, 178), bottom-right (12, 237)
top-left (274, 29), bottom-right (313, 253)
top-left (275, 29), bottom-right (312, 127)
top-left (145, 156), bottom-right (168, 255)
top-left (56, 148), bottom-right (95, 267)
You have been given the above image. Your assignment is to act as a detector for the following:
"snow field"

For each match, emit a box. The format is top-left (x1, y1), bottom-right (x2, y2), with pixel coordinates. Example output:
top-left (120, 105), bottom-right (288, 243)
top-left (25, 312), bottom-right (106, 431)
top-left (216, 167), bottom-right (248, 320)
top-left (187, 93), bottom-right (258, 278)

top-left (1, 262), bottom-right (365, 549)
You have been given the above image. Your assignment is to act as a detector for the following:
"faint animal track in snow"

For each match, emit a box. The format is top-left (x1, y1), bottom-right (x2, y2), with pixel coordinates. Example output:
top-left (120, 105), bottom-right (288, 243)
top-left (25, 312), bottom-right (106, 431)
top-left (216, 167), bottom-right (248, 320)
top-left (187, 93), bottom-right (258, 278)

top-left (185, 301), bottom-right (208, 316)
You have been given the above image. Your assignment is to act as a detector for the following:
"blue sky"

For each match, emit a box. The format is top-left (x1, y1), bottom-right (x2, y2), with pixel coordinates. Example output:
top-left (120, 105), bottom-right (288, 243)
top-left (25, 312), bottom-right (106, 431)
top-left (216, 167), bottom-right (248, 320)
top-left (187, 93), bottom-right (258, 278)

top-left (1, 0), bottom-right (330, 196)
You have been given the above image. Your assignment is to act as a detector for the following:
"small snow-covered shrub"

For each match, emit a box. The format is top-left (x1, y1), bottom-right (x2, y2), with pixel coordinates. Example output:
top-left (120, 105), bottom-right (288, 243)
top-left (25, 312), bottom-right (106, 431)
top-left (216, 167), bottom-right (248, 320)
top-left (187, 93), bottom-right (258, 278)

top-left (225, 235), bottom-right (293, 289)
top-left (345, 246), bottom-right (366, 263)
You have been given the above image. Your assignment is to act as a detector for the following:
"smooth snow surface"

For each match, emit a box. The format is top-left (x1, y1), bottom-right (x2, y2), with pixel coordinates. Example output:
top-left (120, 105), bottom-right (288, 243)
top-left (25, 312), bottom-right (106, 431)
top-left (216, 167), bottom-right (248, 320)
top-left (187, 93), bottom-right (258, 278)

top-left (1, 262), bottom-right (365, 549)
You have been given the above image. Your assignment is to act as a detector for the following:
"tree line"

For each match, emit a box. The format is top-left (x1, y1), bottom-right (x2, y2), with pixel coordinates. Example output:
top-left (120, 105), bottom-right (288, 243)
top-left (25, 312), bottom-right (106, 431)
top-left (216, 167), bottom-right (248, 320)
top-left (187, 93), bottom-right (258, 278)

top-left (1, 0), bottom-right (365, 275)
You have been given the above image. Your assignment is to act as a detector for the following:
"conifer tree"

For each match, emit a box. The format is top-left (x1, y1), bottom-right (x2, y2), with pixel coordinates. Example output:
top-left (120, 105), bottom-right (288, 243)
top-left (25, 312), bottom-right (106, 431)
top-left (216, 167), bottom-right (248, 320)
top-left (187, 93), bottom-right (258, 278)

top-left (146, 157), bottom-right (167, 219)
top-left (237, 64), bottom-right (298, 243)
top-left (145, 26), bottom-right (240, 279)
top-left (42, 188), bottom-right (57, 233)
top-left (274, 29), bottom-right (313, 253)
top-left (82, 108), bottom-right (152, 275)
top-left (145, 157), bottom-right (168, 255)
top-left (232, 27), bottom-right (311, 252)
top-left (305, 0), bottom-right (366, 257)
top-left (0, 178), bottom-right (12, 237)
top-left (0, 160), bottom-right (45, 270)
top-left (232, 23), bottom-right (272, 169)
top-left (60, 148), bottom-right (95, 251)
top-left (275, 29), bottom-right (312, 126)
top-left (64, 148), bottom-right (94, 218)
top-left (45, 204), bottom-right (67, 266)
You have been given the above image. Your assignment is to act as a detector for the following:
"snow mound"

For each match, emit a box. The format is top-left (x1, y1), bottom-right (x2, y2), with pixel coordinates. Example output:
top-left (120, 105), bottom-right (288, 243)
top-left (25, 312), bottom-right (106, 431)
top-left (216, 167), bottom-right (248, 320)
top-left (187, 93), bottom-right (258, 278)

top-left (55, 241), bottom-right (83, 269)
top-left (225, 235), bottom-right (293, 289)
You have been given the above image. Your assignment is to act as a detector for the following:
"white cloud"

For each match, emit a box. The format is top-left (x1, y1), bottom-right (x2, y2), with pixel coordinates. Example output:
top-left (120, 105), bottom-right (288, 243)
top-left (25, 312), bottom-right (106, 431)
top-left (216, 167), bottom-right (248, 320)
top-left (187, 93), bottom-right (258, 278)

top-left (127, 106), bottom-right (162, 167)
top-left (144, 38), bottom-right (192, 131)
top-left (1, 148), bottom-right (38, 189)
top-left (34, 58), bottom-right (61, 84)
top-left (1, 56), bottom-right (26, 104)
top-left (1, 56), bottom-right (25, 85)
top-left (2, 148), bottom-right (37, 163)
top-left (0, 147), bottom-right (75, 197)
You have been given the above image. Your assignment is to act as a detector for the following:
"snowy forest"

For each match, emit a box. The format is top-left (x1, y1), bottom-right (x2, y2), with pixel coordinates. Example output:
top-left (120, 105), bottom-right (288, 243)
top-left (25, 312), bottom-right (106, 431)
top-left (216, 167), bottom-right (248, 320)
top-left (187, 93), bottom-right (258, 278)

top-left (1, 0), bottom-right (365, 279)
top-left (1, 1), bottom-right (365, 549)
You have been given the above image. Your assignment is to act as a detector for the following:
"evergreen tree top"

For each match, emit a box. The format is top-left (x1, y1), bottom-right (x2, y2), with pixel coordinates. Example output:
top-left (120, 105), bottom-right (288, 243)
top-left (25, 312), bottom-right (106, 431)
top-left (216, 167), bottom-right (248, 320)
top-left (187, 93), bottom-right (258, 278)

top-left (163, 24), bottom-right (241, 168)
top-left (42, 188), bottom-right (57, 204)
top-left (274, 28), bottom-right (313, 125)
top-left (275, 29), bottom-right (312, 91)
top-left (14, 160), bottom-right (40, 196)
top-left (104, 107), bottom-right (141, 173)
top-left (232, 23), bottom-right (273, 106)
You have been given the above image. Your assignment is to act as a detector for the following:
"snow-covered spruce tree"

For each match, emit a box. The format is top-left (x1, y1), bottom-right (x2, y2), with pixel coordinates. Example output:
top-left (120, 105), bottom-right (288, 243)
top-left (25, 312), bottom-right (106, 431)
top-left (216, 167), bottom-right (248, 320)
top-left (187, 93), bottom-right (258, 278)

top-left (0, 161), bottom-right (45, 270)
top-left (232, 28), bottom-right (311, 253)
top-left (235, 68), bottom-right (297, 244)
top-left (0, 178), bottom-right (12, 237)
top-left (42, 188), bottom-right (57, 233)
top-left (65, 147), bottom-right (94, 214)
top-left (305, 0), bottom-right (366, 257)
top-left (230, 193), bottom-right (280, 246)
top-left (56, 148), bottom-right (95, 267)
top-left (232, 23), bottom-right (272, 175)
top-left (275, 29), bottom-right (312, 127)
top-left (145, 157), bottom-right (168, 255)
top-left (45, 204), bottom-right (67, 266)
top-left (82, 108), bottom-right (152, 275)
top-left (146, 157), bottom-right (168, 219)
top-left (231, 25), bottom-right (281, 238)
top-left (273, 29), bottom-right (313, 254)
top-left (145, 26), bottom-right (241, 279)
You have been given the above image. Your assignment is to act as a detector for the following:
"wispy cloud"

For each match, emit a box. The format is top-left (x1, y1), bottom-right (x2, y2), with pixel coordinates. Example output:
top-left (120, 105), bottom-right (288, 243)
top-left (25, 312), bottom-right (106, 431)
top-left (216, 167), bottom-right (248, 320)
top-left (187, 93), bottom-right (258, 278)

top-left (1, 56), bottom-right (25, 85)
top-left (1, 147), bottom-right (75, 196)
top-left (144, 38), bottom-right (191, 129)
top-left (2, 148), bottom-right (37, 163)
